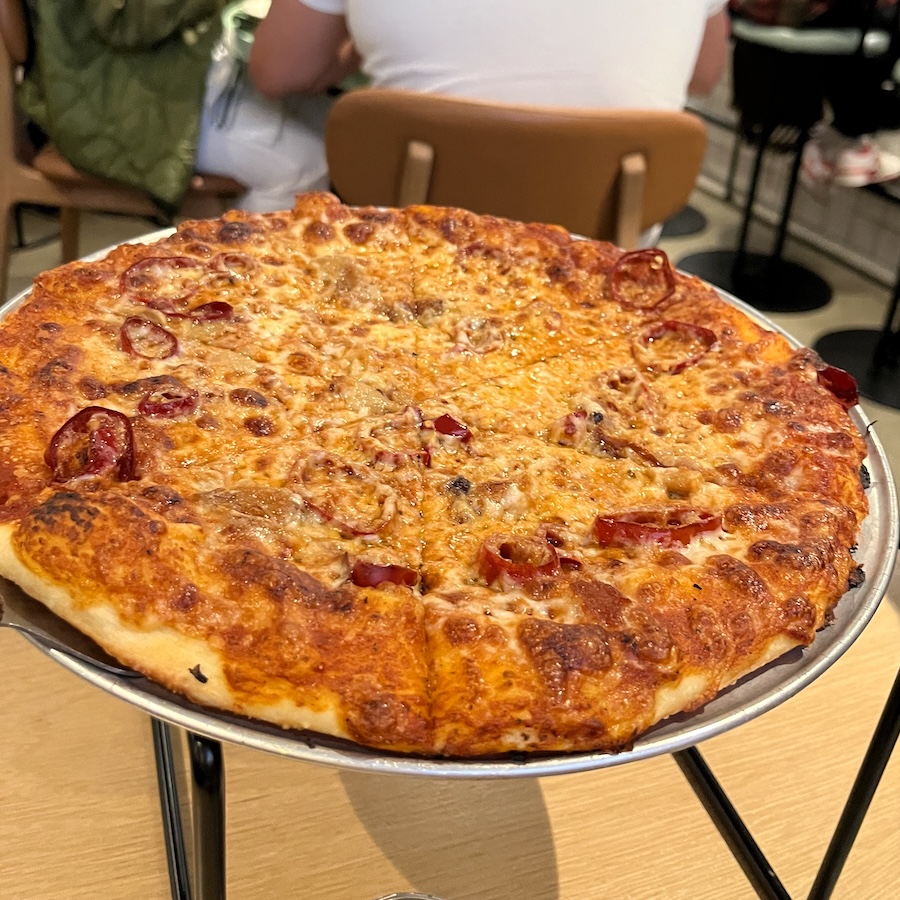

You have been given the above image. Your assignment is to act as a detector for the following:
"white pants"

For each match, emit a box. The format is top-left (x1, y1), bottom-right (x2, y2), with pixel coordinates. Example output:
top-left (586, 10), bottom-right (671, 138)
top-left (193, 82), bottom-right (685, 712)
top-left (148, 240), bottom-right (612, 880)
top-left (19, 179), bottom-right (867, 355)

top-left (195, 47), bottom-right (334, 213)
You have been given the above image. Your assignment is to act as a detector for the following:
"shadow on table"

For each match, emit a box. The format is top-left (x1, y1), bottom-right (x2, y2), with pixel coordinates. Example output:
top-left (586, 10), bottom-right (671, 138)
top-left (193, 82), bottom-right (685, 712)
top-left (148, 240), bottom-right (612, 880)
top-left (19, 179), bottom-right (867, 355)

top-left (340, 770), bottom-right (558, 899)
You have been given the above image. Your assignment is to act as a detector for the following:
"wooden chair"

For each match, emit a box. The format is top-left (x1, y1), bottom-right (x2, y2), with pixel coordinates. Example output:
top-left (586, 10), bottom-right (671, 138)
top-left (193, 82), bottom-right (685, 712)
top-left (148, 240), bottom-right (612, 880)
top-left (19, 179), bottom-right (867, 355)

top-left (0, 0), bottom-right (246, 298)
top-left (325, 88), bottom-right (707, 248)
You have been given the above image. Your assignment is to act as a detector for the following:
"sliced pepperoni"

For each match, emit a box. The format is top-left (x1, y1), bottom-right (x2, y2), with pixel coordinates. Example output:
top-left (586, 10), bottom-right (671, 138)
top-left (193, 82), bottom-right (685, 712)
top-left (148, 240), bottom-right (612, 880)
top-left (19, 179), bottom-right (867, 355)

top-left (119, 317), bottom-right (178, 359)
top-left (817, 364), bottom-right (859, 409)
top-left (432, 413), bottom-right (471, 442)
top-left (641, 320), bottom-right (717, 374)
top-left (478, 533), bottom-right (560, 586)
top-left (213, 252), bottom-right (258, 277)
top-left (351, 560), bottom-right (418, 588)
top-left (138, 381), bottom-right (199, 418)
top-left (593, 508), bottom-right (721, 549)
top-left (609, 249), bottom-right (675, 311)
top-left (45, 407), bottom-right (135, 482)
top-left (120, 256), bottom-right (205, 310)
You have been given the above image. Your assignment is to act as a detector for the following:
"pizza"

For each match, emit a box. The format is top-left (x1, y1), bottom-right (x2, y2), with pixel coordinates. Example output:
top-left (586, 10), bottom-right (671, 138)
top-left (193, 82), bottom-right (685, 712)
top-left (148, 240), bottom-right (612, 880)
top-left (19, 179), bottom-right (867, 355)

top-left (0, 192), bottom-right (869, 758)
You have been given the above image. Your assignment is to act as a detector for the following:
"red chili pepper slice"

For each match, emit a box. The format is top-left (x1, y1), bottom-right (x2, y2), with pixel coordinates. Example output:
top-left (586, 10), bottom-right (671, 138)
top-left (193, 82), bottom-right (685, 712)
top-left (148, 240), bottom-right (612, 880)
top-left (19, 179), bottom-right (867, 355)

top-left (119, 316), bottom-right (179, 359)
top-left (817, 364), bottom-right (859, 410)
top-left (609, 249), bottom-right (676, 310)
top-left (478, 534), bottom-right (560, 586)
top-left (120, 256), bottom-right (206, 308)
top-left (188, 301), bottom-right (234, 322)
top-left (45, 407), bottom-right (136, 482)
top-left (351, 560), bottom-right (418, 588)
top-left (138, 384), bottom-right (200, 418)
top-left (642, 320), bottom-right (718, 374)
top-left (433, 413), bottom-right (471, 442)
top-left (213, 251), bottom-right (258, 277)
top-left (592, 508), bottom-right (721, 549)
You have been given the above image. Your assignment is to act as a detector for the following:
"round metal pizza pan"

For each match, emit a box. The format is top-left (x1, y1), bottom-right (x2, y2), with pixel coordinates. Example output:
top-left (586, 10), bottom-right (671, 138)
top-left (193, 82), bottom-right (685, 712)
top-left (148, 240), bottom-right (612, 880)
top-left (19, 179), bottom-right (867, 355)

top-left (4, 238), bottom-right (897, 779)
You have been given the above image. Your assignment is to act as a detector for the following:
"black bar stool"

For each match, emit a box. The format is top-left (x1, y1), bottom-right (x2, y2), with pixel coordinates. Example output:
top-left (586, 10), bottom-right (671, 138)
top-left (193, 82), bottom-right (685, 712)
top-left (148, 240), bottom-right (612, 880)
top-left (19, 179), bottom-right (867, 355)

top-left (680, 19), bottom-right (893, 313)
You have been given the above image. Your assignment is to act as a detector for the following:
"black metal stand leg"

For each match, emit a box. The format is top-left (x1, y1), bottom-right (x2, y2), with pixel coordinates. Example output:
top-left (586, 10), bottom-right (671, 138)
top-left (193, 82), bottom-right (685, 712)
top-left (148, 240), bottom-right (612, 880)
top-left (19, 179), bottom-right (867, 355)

top-left (674, 747), bottom-right (792, 900)
top-left (188, 732), bottom-right (227, 900)
top-left (678, 124), bottom-right (831, 313)
top-left (152, 719), bottom-right (193, 900)
top-left (733, 128), bottom-right (772, 273)
top-left (807, 665), bottom-right (900, 900)
top-left (770, 133), bottom-right (807, 263)
top-left (725, 128), bottom-right (744, 204)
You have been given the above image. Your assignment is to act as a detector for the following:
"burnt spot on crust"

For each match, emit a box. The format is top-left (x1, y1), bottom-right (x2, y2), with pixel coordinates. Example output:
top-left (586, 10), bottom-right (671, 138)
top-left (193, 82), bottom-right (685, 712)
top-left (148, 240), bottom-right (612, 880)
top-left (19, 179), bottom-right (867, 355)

top-left (696, 406), bottom-right (743, 433)
top-left (860, 464), bottom-right (871, 490)
top-left (223, 549), bottom-right (353, 613)
top-left (229, 388), bottom-right (268, 407)
top-left (218, 221), bottom-right (254, 243)
top-left (117, 374), bottom-right (183, 397)
top-left (37, 358), bottom-right (74, 388)
top-left (780, 595), bottom-right (818, 643)
top-left (345, 694), bottom-right (427, 747)
top-left (707, 554), bottom-right (772, 602)
top-left (446, 475), bottom-right (471, 495)
top-left (303, 221), bottom-right (335, 242)
top-left (188, 664), bottom-right (208, 683)
top-left (27, 491), bottom-right (100, 533)
top-left (78, 376), bottom-right (108, 400)
top-left (443, 615), bottom-right (480, 645)
top-left (172, 584), bottom-right (201, 612)
top-left (620, 621), bottom-right (675, 664)
top-left (847, 565), bottom-right (866, 590)
top-left (519, 619), bottom-right (612, 695)
top-left (571, 579), bottom-right (631, 628)
top-left (243, 415), bottom-right (276, 436)
top-left (747, 540), bottom-right (829, 573)
top-left (137, 485), bottom-right (200, 525)
top-left (343, 221), bottom-right (374, 244)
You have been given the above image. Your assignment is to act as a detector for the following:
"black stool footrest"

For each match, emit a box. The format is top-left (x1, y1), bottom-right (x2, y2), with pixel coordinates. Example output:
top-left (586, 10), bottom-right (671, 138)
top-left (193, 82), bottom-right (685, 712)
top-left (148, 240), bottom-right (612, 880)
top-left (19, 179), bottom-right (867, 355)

top-left (813, 328), bottom-right (900, 410)
top-left (661, 204), bottom-right (708, 239)
top-left (678, 249), bottom-right (832, 313)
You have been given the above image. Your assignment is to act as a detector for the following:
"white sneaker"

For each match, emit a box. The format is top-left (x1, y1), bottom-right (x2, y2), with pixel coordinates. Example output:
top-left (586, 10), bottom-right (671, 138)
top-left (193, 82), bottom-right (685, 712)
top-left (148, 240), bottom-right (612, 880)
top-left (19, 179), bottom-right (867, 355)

top-left (801, 123), bottom-right (900, 187)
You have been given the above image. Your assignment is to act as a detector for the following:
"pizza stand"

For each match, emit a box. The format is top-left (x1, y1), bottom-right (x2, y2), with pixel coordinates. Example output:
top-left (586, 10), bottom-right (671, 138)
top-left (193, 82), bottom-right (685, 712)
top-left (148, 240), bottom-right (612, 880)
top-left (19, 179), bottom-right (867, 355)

top-left (1, 268), bottom-right (899, 899)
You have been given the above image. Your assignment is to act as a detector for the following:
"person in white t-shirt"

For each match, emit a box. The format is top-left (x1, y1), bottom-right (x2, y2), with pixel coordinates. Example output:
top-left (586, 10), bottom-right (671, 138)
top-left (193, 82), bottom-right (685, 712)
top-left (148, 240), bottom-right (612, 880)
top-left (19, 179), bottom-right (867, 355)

top-left (200, 0), bottom-right (728, 212)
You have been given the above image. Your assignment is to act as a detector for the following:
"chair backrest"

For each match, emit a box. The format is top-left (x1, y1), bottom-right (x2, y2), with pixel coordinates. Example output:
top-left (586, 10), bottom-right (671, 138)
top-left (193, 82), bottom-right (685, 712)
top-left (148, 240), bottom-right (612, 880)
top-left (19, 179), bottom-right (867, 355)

top-left (325, 88), bottom-right (707, 248)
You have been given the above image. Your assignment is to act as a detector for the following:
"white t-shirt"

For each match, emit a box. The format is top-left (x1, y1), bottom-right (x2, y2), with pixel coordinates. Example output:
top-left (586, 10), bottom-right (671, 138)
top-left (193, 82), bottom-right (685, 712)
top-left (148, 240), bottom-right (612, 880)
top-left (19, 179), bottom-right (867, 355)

top-left (301, 0), bottom-right (726, 111)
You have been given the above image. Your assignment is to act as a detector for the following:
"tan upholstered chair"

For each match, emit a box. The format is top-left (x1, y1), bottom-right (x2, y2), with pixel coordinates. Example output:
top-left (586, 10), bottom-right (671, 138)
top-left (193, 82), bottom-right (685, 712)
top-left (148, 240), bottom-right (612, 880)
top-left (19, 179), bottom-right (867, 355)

top-left (0, 0), bottom-right (245, 298)
top-left (325, 88), bottom-right (707, 247)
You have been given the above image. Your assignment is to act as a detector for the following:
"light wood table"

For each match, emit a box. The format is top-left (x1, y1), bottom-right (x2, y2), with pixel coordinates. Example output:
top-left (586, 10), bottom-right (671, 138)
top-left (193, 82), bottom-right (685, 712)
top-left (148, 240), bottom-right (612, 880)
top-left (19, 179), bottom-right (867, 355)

top-left (1, 597), bottom-right (898, 900)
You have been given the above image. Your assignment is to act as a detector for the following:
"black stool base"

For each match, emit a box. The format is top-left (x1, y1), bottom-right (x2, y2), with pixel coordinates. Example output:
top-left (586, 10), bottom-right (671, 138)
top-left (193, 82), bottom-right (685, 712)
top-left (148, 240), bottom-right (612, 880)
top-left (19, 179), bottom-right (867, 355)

top-left (678, 249), bottom-right (832, 313)
top-left (661, 204), bottom-right (708, 239)
top-left (813, 328), bottom-right (900, 410)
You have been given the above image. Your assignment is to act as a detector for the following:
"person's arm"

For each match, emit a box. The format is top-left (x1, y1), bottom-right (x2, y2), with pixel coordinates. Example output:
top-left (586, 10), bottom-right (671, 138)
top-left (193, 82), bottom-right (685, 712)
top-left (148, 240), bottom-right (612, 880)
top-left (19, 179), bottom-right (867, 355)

top-left (248, 0), bottom-right (357, 98)
top-left (688, 8), bottom-right (730, 96)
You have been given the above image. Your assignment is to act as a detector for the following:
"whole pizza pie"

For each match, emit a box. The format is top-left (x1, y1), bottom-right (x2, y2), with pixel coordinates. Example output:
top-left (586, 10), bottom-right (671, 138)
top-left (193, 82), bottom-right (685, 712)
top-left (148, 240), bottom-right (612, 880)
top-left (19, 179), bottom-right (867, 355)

top-left (0, 192), bottom-right (868, 757)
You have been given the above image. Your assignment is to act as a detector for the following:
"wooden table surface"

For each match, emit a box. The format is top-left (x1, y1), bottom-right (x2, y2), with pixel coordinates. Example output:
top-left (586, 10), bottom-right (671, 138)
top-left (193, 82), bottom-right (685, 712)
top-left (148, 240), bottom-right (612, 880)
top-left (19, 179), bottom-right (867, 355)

top-left (1, 593), bottom-right (898, 900)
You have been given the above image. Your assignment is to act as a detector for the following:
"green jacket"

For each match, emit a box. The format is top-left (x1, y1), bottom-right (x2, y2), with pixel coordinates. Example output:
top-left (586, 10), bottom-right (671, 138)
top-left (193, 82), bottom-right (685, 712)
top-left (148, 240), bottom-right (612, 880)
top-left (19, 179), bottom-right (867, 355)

top-left (18, 0), bottom-right (224, 216)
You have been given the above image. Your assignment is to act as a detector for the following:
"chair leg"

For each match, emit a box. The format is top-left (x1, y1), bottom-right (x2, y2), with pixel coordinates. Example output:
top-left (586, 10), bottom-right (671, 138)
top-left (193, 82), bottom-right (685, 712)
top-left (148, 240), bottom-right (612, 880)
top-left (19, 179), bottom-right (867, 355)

top-left (59, 207), bottom-right (80, 262)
